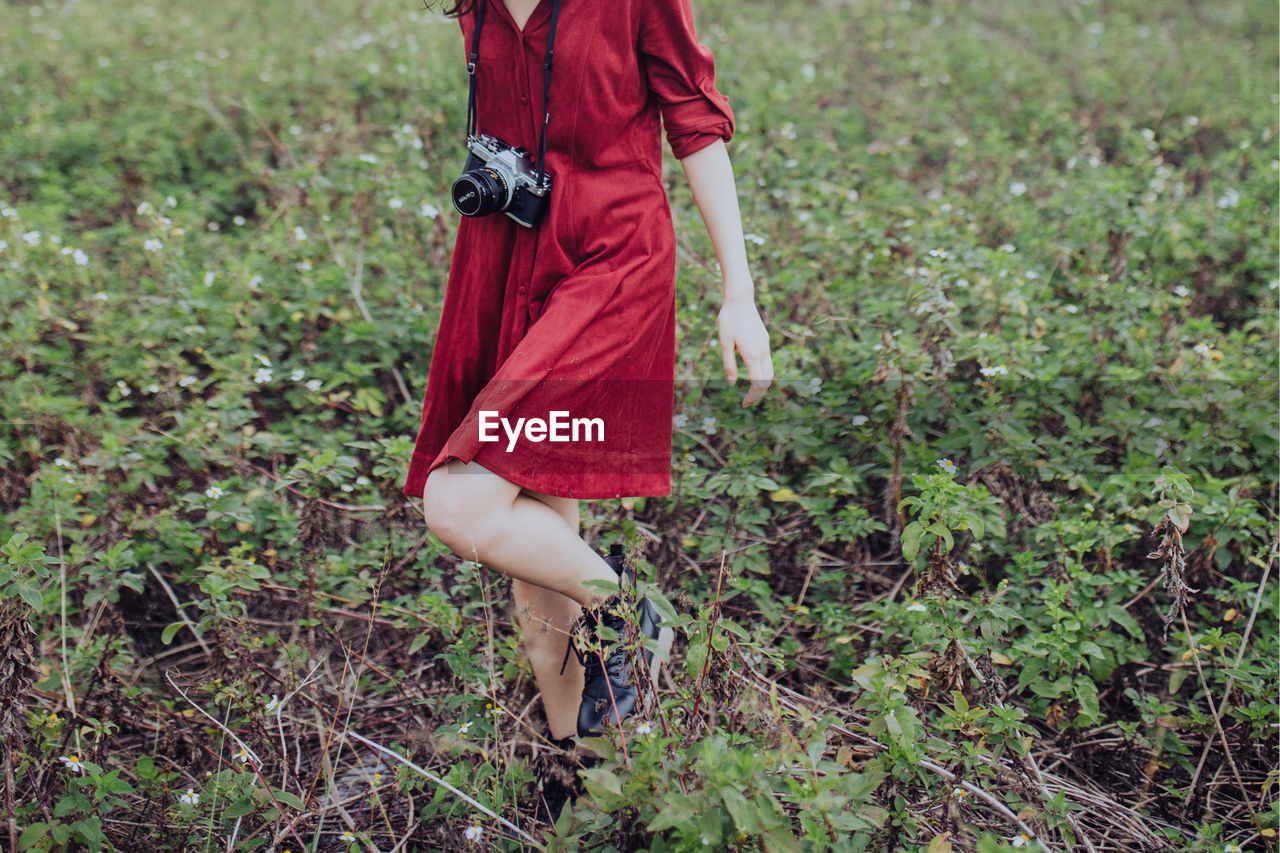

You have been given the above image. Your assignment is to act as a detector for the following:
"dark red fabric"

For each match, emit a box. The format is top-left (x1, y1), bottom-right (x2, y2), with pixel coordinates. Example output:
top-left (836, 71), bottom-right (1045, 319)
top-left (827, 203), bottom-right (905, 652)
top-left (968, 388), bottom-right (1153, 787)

top-left (401, 0), bottom-right (735, 501)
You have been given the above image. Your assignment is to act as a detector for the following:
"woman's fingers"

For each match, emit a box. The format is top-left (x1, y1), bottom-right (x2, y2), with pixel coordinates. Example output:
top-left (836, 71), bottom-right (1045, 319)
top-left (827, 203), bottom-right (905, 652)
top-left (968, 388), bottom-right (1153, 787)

top-left (717, 301), bottom-right (772, 404)
top-left (720, 330), bottom-right (738, 384)
top-left (739, 347), bottom-right (773, 406)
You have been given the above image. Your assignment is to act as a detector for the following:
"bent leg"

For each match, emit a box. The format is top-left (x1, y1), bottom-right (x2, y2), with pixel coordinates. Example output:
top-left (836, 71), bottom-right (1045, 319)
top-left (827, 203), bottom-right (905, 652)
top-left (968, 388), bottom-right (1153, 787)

top-left (422, 460), bottom-right (618, 606)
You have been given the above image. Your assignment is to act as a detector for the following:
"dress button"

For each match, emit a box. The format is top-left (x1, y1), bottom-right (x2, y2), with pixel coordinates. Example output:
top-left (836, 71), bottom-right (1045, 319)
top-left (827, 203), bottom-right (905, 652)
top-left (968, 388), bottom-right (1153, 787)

top-left (519, 285), bottom-right (527, 293)
top-left (520, 95), bottom-right (529, 105)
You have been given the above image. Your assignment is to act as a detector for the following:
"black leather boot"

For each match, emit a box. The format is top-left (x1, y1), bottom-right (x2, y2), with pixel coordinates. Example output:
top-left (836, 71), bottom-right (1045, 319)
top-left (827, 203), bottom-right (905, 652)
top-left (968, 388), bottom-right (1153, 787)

top-left (568, 586), bottom-right (673, 738)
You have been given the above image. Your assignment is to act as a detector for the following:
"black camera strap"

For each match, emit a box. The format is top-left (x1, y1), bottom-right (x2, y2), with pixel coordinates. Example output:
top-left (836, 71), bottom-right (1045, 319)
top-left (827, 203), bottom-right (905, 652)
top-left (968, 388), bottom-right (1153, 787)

top-left (466, 0), bottom-right (563, 188)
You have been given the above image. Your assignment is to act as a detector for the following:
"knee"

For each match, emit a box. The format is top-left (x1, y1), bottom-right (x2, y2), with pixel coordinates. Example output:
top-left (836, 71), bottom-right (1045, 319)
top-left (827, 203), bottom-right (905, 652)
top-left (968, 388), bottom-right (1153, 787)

top-left (422, 471), bottom-right (481, 558)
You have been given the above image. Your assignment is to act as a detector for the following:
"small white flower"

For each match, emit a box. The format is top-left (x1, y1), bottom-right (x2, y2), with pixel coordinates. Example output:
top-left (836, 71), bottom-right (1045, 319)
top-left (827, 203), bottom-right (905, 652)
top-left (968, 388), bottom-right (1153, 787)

top-left (0, 239), bottom-right (7, 253)
top-left (1216, 188), bottom-right (1239, 209)
top-left (701, 416), bottom-right (717, 435)
top-left (905, 601), bottom-right (927, 613)
top-left (1009, 181), bottom-right (1027, 196)
top-left (358, 153), bottom-right (379, 164)
top-left (340, 484), bottom-right (354, 493)
top-left (294, 226), bottom-right (308, 241)
top-left (1063, 303), bottom-right (1079, 313)
top-left (1224, 842), bottom-right (1242, 852)
top-left (744, 233), bottom-right (766, 246)
top-left (936, 458), bottom-right (957, 474)
top-left (62, 475), bottom-right (75, 484)
top-left (265, 694), bottom-right (280, 713)
top-left (1192, 342), bottom-right (1211, 356)
top-left (672, 413), bottom-right (688, 428)
top-left (205, 485), bottom-right (223, 499)
top-left (952, 786), bottom-right (968, 797)
top-left (248, 274), bottom-right (263, 290)
top-left (850, 415), bottom-right (869, 426)
top-left (998, 243), bottom-right (1016, 253)
top-left (1173, 285), bottom-right (1190, 297)
top-left (388, 197), bottom-right (404, 210)
top-left (341, 830), bottom-right (357, 841)
top-left (458, 721), bottom-right (473, 735)
top-left (54, 458), bottom-right (71, 468)
top-left (464, 825), bottom-right (483, 843)
top-left (1010, 834), bottom-right (1030, 848)
top-left (254, 367), bottom-right (272, 384)
top-left (980, 365), bottom-right (1009, 377)
top-left (233, 215), bottom-right (246, 226)
top-left (1184, 115), bottom-right (1199, 127)
top-left (0, 205), bottom-right (16, 218)
top-left (23, 230), bottom-right (42, 246)
top-left (801, 62), bottom-right (815, 80)
top-left (203, 270), bottom-right (215, 286)
top-left (179, 788), bottom-right (199, 805)
top-left (355, 476), bottom-right (370, 486)
top-left (166, 196), bottom-right (177, 208)
top-left (73, 249), bottom-right (89, 266)
top-left (136, 201), bottom-right (154, 216)
top-left (290, 368), bottom-right (305, 381)
top-left (143, 238), bottom-right (163, 253)
top-left (235, 748), bottom-right (250, 764)
top-left (115, 380), bottom-right (132, 397)
top-left (956, 561), bottom-right (969, 575)
top-left (146, 383), bottom-right (160, 393)
top-left (634, 721), bottom-right (653, 734)
top-left (305, 379), bottom-right (323, 391)
top-left (254, 353), bottom-right (272, 366)
top-left (420, 202), bottom-right (440, 219)
top-left (296, 260), bottom-right (313, 272)
top-left (59, 755), bottom-right (84, 774)
top-left (178, 375), bottom-right (197, 387)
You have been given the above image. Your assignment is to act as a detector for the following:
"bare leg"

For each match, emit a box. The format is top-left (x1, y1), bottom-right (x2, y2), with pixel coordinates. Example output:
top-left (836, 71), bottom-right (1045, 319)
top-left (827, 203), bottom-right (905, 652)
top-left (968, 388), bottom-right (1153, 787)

top-left (423, 464), bottom-right (611, 739)
top-left (511, 491), bottom-right (587, 741)
top-left (422, 460), bottom-right (619, 606)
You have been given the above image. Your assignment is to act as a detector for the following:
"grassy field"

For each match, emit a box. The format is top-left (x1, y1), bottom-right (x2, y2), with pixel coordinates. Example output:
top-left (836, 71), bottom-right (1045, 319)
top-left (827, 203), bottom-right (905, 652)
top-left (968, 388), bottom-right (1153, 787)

top-left (1, 0), bottom-right (1277, 850)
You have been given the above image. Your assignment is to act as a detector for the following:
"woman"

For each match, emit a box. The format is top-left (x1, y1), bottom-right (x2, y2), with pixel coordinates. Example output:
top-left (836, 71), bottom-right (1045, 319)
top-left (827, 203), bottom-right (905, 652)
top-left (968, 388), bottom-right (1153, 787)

top-left (402, 0), bottom-right (772, 816)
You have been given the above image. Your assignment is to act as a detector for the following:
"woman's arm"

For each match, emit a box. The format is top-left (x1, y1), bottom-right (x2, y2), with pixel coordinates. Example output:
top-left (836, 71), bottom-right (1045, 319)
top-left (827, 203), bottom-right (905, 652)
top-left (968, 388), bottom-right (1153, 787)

top-left (679, 139), bottom-right (773, 406)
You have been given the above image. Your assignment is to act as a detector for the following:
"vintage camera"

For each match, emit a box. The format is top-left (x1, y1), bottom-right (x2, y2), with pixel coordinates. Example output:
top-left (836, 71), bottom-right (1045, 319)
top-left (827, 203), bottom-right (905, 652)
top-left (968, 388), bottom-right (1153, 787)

top-left (451, 134), bottom-right (552, 228)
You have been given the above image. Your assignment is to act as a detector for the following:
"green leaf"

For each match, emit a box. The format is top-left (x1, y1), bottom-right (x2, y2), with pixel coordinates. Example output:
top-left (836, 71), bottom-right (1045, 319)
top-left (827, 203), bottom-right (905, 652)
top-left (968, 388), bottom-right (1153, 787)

top-left (901, 521), bottom-right (923, 561)
top-left (273, 789), bottom-right (305, 810)
top-left (644, 586), bottom-right (679, 625)
top-left (647, 795), bottom-right (696, 833)
top-left (721, 786), bottom-right (759, 833)
top-left (161, 621), bottom-right (187, 645)
top-left (15, 579), bottom-right (43, 612)
top-left (223, 798), bottom-right (256, 819)
top-left (1075, 676), bottom-right (1100, 723)
top-left (18, 822), bottom-right (49, 850)
top-left (580, 767), bottom-right (622, 798)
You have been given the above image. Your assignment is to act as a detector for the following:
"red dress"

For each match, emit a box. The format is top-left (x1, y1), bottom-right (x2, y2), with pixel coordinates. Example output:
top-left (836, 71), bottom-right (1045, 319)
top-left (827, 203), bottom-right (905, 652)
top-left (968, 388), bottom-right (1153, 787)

top-left (401, 0), bottom-right (735, 501)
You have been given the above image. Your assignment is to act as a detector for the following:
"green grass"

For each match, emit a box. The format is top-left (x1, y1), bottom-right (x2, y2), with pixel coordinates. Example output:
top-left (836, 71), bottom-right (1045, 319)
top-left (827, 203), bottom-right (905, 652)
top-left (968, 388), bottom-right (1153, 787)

top-left (1, 0), bottom-right (1276, 850)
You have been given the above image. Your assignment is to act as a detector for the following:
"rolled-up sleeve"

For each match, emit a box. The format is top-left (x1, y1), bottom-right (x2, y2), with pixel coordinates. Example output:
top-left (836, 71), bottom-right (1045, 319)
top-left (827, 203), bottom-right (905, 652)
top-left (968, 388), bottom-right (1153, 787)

top-left (638, 0), bottom-right (735, 160)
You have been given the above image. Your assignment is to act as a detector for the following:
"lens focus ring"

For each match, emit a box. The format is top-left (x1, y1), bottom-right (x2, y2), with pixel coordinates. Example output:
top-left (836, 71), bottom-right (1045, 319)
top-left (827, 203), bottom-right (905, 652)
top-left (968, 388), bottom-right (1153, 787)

top-left (452, 168), bottom-right (509, 217)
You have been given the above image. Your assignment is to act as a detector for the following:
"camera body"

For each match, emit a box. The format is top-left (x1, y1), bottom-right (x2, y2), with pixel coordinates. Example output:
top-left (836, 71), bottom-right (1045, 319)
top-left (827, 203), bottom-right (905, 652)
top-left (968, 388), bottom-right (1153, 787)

top-left (451, 134), bottom-right (552, 228)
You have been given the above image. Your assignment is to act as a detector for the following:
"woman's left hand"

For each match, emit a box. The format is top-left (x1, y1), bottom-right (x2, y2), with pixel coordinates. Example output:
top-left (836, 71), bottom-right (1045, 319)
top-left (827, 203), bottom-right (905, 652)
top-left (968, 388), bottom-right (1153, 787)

top-left (717, 296), bottom-right (773, 406)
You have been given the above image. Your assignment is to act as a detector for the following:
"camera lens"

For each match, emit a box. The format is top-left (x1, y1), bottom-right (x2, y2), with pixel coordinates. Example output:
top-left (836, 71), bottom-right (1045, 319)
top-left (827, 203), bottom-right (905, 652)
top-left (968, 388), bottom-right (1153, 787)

top-left (452, 167), bottom-right (510, 217)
